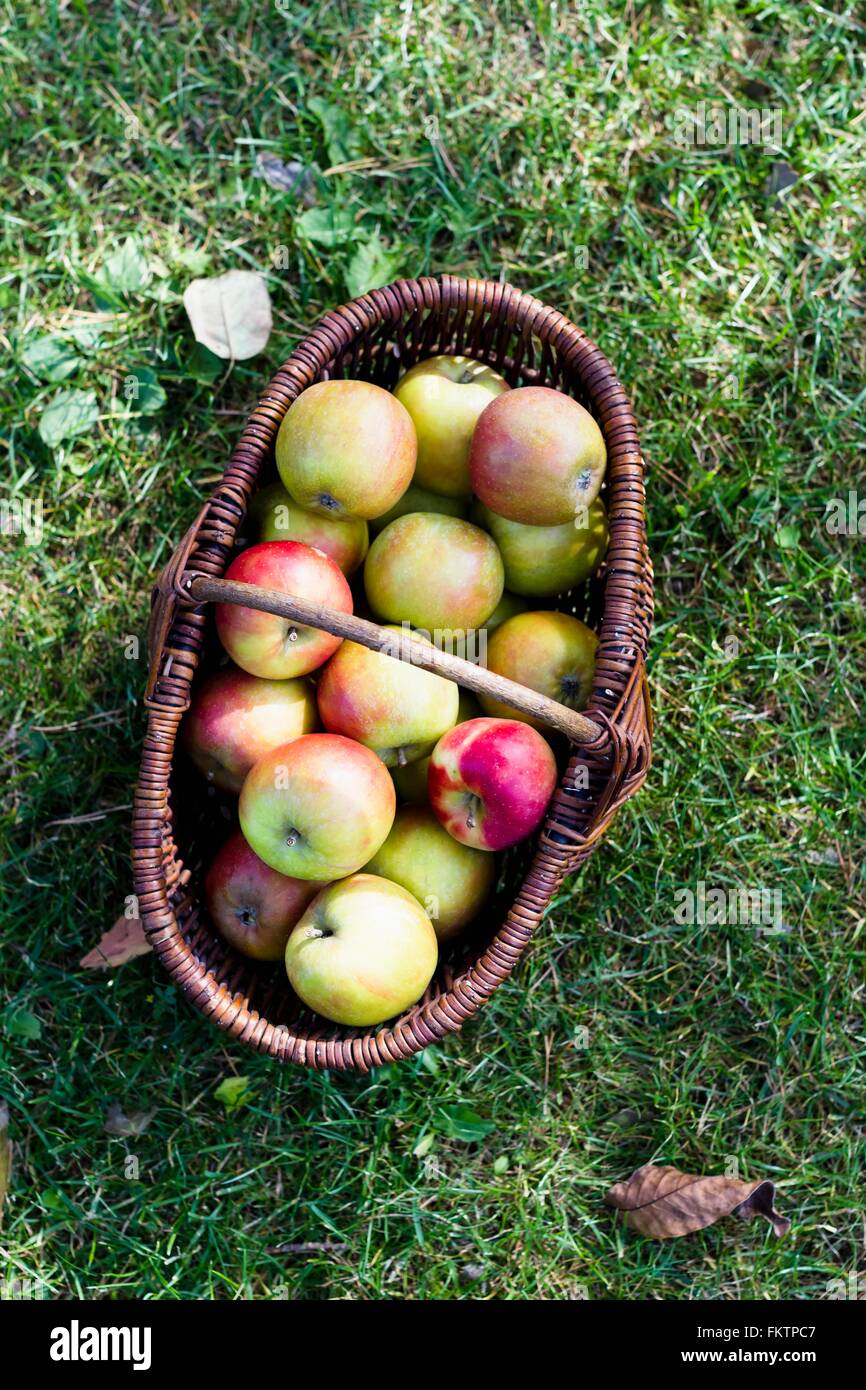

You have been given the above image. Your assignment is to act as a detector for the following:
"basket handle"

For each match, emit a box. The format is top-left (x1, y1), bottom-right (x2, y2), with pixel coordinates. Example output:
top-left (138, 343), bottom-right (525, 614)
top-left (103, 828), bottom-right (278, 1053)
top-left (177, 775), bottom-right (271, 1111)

top-left (182, 573), bottom-right (604, 746)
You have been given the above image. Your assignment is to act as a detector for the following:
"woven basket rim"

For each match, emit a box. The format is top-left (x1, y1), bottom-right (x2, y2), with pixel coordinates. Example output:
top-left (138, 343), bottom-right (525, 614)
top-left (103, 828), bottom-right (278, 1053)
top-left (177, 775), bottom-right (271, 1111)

top-left (132, 273), bottom-right (653, 1071)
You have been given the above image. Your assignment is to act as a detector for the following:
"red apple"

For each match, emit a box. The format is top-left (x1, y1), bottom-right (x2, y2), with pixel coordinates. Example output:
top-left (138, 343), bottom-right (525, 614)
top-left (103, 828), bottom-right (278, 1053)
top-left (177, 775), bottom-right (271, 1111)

top-left (205, 831), bottom-right (327, 961)
top-left (183, 665), bottom-right (318, 793)
top-left (275, 379), bottom-right (416, 520)
top-left (239, 733), bottom-right (396, 880)
top-left (470, 385), bottom-right (607, 525)
top-left (215, 540), bottom-right (352, 679)
top-left (428, 717), bottom-right (557, 851)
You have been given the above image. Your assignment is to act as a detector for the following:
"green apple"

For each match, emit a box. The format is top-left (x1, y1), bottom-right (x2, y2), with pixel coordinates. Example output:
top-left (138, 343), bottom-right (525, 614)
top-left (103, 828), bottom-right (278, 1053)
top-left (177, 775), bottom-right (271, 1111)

top-left (365, 513), bottom-right (504, 631)
top-left (366, 806), bottom-right (495, 940)
top-left (316, 627), bottom-right (459, 767)
top-left (253, 480), bottom-right (369, 576)
top-left (239, 733), bottom-right (396, 879)
top-left (276, 379), bottom-right (416, 520)
top-left (369, 483), bottom-right (467, 534)
top-left (390, 690), bottom-right (481, 803)
top-left (479, 611), bottom-right (598, 729)
top-left (285, 873), bottom-right (438, 1026)
top-left (394, 355), bottom-right (509, 497)
top-left (472, 497), bottom-right (608, 596)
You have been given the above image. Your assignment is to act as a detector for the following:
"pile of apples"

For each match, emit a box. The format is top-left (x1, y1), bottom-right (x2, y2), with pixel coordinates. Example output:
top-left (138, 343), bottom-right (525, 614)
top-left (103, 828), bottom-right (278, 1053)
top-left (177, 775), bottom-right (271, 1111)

top-left (182, 356), bottom-right (608, 1028)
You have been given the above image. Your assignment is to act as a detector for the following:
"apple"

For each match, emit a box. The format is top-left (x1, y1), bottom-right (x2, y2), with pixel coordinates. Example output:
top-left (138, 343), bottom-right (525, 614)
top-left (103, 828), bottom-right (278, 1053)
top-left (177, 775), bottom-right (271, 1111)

top-left (365, 806), bottom-right (495, 940)
top-left (365, 513), bottom-right (504, 630)
top-left (276, 379), bottom-right (416, 520)
top-left (390, 689), bottom-right (482, 803)
top-left (215, 541), bottom-right (352, 679)
top-left (205, 831), bottom-right (327, 960)
top-left (239, 733), bottom-right (396, 880)
top-left (394, 355), bottom-right (509, 497)
top-left (478, 611), bottom-right (598, 729)
top-left (317, 627), bottom-right (459, 767)
top-left (470, 385), bottom-right (607, 525)
top-left (472, 497), bottom-right (608, 596)
top-left (253, 479), bottom-right (369, 576)
top-left (369, 483), bottom-right (467, 534)
top-left (484, 590), bottom-right (528, 633)
top-left (183, 665), bottom-right (318, 793)
top-left (285, 873), bottom-right (438, 1026)
top-left (428, 717), bottom-right (557, 851)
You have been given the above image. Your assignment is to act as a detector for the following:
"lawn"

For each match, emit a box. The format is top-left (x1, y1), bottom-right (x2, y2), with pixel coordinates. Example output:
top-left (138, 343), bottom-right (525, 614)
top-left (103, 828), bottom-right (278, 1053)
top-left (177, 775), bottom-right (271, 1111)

top-left (1, 0), bottom-right (864, 1300)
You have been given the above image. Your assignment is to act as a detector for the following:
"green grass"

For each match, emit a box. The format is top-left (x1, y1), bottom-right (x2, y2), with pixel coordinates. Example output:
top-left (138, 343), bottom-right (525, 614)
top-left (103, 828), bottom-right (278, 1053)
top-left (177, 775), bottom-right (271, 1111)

top-left (2, 0), bottom-right (865, 1300)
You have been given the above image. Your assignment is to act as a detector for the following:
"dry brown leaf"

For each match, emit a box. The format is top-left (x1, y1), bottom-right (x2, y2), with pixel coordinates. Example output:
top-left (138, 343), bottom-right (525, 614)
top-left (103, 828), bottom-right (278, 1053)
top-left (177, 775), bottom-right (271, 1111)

top-left (105, 1101), bottom-right (157, 1137)
top-left (80, 916), bottom-right (152, 969)
top-left (605, 1163), bottom-right (790, 1240)
top-left (0, 1103), bottom-right (11, 1225)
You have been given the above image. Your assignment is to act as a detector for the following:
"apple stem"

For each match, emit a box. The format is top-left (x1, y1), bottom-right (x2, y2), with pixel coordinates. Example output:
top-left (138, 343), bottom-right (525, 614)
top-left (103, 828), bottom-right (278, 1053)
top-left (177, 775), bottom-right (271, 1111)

top-left (287, 626), bottom-right (299, 643)
top-left (466, 806), bottom-right (475, 829)
top-left (396, 746), bottom-right (408, 767)
top-left (286, 828), bottom-right (301, 847)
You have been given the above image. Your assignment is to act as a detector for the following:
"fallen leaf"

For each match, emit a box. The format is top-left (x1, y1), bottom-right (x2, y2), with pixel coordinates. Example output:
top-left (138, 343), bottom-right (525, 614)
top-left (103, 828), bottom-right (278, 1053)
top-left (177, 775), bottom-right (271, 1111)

top-left (605, 1163), bottom-right (790, 1240)
top-left (296, 206), bottom-right (357, 248)
top-left (4, 1009), bottom-right (42, 1040)
top-left (255, 153), bottom-right (315, 203)
top-left (105, 1101), bottom-right (157, 1137)
top-left (183, 269), bottom-right (272, 361)
top-left (345, 233), bottom-right (402, 299)
top-left (80, 916), bottom-right (152, 969)
top-left (20, 334), bottom-right (81, 382)
top-left (214, 1075), bottom-right (255, 1111)
top-left (764, 161), bottom-right (798, 201)
top-left (38, 388), bottom-right (99, 448)
top-left (100, 236), bottom-right (151, 294)
top-left (0, 1104), bottom-right (10, 1224)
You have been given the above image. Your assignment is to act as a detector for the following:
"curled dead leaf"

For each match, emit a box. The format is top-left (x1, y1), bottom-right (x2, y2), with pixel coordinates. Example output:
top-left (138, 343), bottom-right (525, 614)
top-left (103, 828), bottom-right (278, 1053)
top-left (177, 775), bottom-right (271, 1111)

top-left (105, 1101), bottom-right (157, 1137)
top-left (80, 916), bottom-right (152, 969)
top-left (605, 1163), bottom-right (790, 1240)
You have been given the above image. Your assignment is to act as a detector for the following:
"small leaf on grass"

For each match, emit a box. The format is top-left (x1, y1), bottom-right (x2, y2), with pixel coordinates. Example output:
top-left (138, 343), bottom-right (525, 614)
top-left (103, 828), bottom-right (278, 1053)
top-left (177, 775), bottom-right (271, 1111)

top-left (20, 335), bottom-right (81, 383)
top-left (296, 206), bottom-right (357, 248)
top-left (80, 916), bottom-right (152, 969)
top-left (308, 97), bottom-right (362, 166)
top-left (214, 1076), bottom-right (254, 1111)
top-left (605, 1163), bottom-right (791, 1240)
top-left (255, 153), bottom-right (315, 203)
top-left (37, 388), bottom-right (99, 448)
top-left (4, 1009), bottom-right (42, 1040)
top-left (0, 1104), bottom-right (11, 1223)
top-left (493, 1155), bottom-right (509, 1176)
top-left (413, 1132), bottom-right (435, 1159)
top-left (105, 1102), bottom-right (157, 1137)
top-left (183, 269), bottom-right (272, 361)
top-left (775, 524), bottom-right (799, 550)
top-left (123, 366), bottom-right (167, 413)
top-left (345, 233), bottom-right (402, 299)
top-left (438, 1105), bottom-right (495, 1143)
top-left (100, 236), bottom-right (151, 294)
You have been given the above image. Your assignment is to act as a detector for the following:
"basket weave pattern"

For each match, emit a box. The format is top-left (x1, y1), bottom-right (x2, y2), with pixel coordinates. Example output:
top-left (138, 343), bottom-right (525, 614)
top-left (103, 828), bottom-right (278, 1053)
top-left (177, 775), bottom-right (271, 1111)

top-left (132, 275), bottom-right (653, 1071)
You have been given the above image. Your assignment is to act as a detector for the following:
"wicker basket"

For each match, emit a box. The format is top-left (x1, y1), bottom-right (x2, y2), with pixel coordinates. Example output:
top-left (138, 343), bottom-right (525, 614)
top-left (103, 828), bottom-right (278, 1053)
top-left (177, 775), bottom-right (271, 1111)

top-left (132, 275), bottom-right (653, 1072)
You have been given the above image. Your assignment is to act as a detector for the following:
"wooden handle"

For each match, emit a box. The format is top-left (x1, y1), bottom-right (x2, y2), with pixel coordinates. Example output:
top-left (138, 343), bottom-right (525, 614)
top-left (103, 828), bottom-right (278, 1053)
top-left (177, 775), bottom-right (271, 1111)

top-left (186, 573), bottom-right (603, 746)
